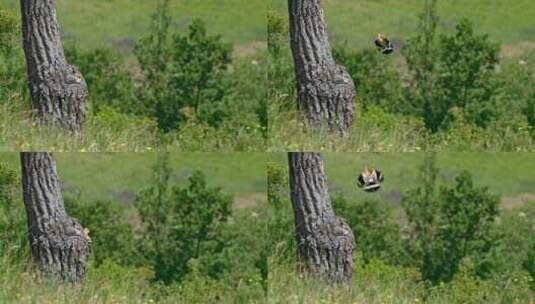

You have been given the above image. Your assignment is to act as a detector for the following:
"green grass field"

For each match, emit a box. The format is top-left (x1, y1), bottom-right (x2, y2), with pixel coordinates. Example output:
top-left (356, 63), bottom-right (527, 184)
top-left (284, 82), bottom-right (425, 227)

top-left (268, 256), bottom-right (534, 304)
top-left (5, 0), bottom-right (535, 53)
top-left (270, 0), bottom-right (535, 50)
top-left (1, 0), bottom-right (266, 52)
top-left (0, 153), bottom-right (267, 204)
top-left (269, 153), bottom-right (535, 205)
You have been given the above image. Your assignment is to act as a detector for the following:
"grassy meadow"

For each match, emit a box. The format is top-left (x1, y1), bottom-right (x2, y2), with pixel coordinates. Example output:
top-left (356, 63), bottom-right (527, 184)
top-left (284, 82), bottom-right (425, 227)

top-left (270, 0), bottom-right (535, 52)
top-left (0, 152), bottom-right (267, 205)
top-left (268, 152), bottom-right (535, 205)
top-left (0, 0), bottom-right (266, 53)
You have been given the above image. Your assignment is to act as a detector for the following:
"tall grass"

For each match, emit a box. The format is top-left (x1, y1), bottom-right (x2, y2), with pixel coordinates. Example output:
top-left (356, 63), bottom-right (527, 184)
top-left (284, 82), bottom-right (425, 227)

top-left (0, 100), bottom-right (159, 152)
top-left (268, 255), bottom-right (533, 304)
top-left (268, 254), bottom-right (424, 304)
top-left (268, 92), bottom-right (534, 152)
top-left (0, 250), bottom-right (155, 304)
top-left (0, 253), bottom-right (267, 303)
top-left (268, 99), bottom-right (428, 152)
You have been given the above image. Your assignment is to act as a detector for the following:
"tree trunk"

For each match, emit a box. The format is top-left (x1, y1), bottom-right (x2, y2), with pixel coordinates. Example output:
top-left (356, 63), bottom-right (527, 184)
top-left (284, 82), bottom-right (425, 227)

top-left (20, 0), bottom-right (87, 133)
top-left (288, 0), bottom-right (356, 136)
top-left (20, 152), bottom-right (91, 283)
top-left (287, 152), bottom-right (354, 283)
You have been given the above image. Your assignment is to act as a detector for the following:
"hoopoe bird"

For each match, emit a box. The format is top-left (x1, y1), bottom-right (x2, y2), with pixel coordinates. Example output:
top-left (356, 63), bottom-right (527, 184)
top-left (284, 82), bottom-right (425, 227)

top-left (374, 33), bottom-right (394, 54)
top-left (357, 166), bottom-right (384, 192)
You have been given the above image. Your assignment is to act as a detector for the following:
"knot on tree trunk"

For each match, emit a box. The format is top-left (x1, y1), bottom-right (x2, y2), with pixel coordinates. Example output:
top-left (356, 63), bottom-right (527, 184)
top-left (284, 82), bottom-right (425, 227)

top-left (29, 216), bottom-right (91, 283)
top-left (298, 216), bottom-right (355, 283)
top-left (31, 63), bottom-right (88, 133)
top-left (298, 62), bottom-right (356, 136)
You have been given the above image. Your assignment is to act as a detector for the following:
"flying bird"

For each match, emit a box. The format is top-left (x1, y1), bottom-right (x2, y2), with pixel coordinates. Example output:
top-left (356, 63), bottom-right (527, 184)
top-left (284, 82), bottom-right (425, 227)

top-left (375, 33), bottom-right (394, 55)
top-left (357, 167), bottom-right (384, 192)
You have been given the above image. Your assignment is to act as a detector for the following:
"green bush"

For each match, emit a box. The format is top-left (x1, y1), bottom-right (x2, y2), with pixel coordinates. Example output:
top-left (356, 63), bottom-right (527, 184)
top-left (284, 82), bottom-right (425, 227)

top-left (427, 262), bottom-right (532, 304)
top-left (332, 195), bottom-right (405, 265)
top-left (267, 9), bottom-right (296, 115)
top-left (495, 51), bottom-right (535, 133)
top-left (65, 45), bottom-right (137, 114)
top-left (435, 19), bottom-right (499, 129)
top-left (135, 1), bottom-right (232, 131)
top-left (479, 202), bottom-right (535, 288)
top-left (267, 9), bottom-right (287, 60)
top-left (334, 46), bottom-right (403, 112)
top-left (0, 9), bottom-right (27, 102)
top-left (135, 154), bottom-right (232, 283)
top-left (231, 55), bottom-right (268, 138)
top-left (402, 154), bottom-right (499, 284)
top-left (64, 197), bottom-right (136, 266)
top-left (0, 161), bottom-right (27, 258)
top-left (211, 207), bottom-right (268, 298)
top-left (403, 6), bottom-right (500, 131)
top-left (267, 162), bottom-right (295, 261)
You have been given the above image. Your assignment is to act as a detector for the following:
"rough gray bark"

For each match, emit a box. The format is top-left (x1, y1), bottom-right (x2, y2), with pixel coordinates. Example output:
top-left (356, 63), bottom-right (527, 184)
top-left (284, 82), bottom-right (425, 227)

top-left (288, 0), bottom-right (356, 136)
top-left (20, 0), bottom-right (87, 133)
top-left (20, 152), bottom-right (91, 283)
top-left (288, 152), bottom-right (354, 283)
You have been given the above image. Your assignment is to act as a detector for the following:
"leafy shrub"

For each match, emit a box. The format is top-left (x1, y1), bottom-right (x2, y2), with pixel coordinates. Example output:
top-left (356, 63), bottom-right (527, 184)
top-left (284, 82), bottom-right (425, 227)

top-left (0, 161), bottom-right (26, 258)
top-left (135, 154), bottom-right (232, 283)
top-left (267, 9), bottom-right (295, 114)
top-left (332, 195), bottom-right (405, 265)
top-left (435, 19), bottom-right (500, 129)
top-left (427, 261), bottom-right (532, 304)
top-left (334, 46), bottom-right (402, 112)
top-left (65, 45), bottom-right (136, 113)
top-left (211, 207), bottom-right (268, 297)
top-left (0, 9), bottom-right (27, 101)
top-left (64, 197), bottom-right (136, 266)
top-left (266, 163), bottom-right (295, 260)
top-left (402, 154), bottom-right (499, 284)
top-left (0, 9), bottom-right (18, 50)
top-left (88, 105), bottom-right (159, 146)
top-left (163, 113), bottom-right (265, 152)
top-left (267, 162), bottom-right (287, 208)
top-left (403, 6), bottom-right (500, 131)
top-left (495, 51), bottom-right (535, 133)
top-left (135, 1), bottom-right (232, 131)
top-left (430, 106), bottom-right (533, 152)
top-left (267, 9), bottom-right (287, 59)
top-left (399, 0), bottom-right (440, 129)
top-left (231, 55), bottom-right (268, 137)
top-left (478, 202), bottom-right (535, 288)
top-left (0, 161), bottom-right (18, 205)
